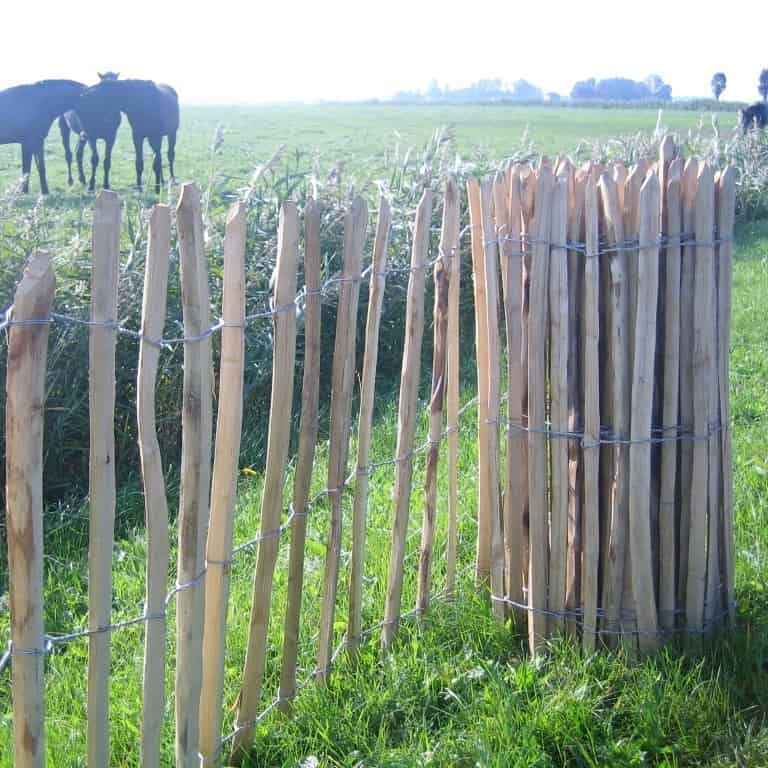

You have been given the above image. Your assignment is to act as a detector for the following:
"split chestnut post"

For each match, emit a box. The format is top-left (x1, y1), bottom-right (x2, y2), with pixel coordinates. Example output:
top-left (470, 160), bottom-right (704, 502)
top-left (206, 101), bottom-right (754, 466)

top-left (479, 176), bottom-right (505, 620)
top-left (677, 158), bottom-right (699, 609)
top-left (137, 205), bottom-right (172, 768)
top-left (597, 172), bottom-right (627, 643)
top-left (444, 177), bottom-right (462, 596)
top-left (279, 198), bottom-right (322, 702)
top-left (348, 196), bottom-right (391, 646)
top-left (88, 190), bottom-right (121, 768)
top-left (565, 168), bottom-right (586, 636)
top-left (548, 173), bottom-right (569, 633)
top-left (317, 196), bottom-right (368, 679)
top-left (628, 172), bottom-right (661, 653)
top-left (716, 167), bottom-right (737, 624)
top-left (232, 202), bottom-right (299, 759)
top-left (176, 183), bottom-right (214, 768)
top-left (659, 160), bottom-right (683, 634)
top-left (382, 188), bottom-right (433, 649)
top-left (687, 164), bottom-right (715, 636)
top-left (417, 183), bottom-right (452, 613)
top-left (198, 203), bottom-right (247, 763)
top-left (527, 165), bottom-right (554, 652)
top-left (581, 175), bottom-right (601, 651)
top-left (496, 168), bottom-right (525, 618)
top-left (6, 253), bottom-right (55, 768)
top-left (467, 177), bottom-right (491, 586)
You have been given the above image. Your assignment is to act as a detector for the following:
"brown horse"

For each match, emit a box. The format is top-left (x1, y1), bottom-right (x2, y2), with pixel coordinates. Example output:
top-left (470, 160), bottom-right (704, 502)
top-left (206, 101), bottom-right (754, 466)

top-left (0, 79), bottom-right (85, 194)
top-left (77, 79), bottom-right (179, 193)
top-left (58, 72), bottom-right (122, 190)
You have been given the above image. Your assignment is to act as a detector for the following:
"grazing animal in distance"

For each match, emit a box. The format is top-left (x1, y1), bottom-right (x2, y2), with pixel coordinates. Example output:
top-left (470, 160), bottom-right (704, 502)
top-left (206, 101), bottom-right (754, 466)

top-left (77, 79), bottom-right (179, 193)
top-left (59, 72), bottom-right (122, 190)
top-left (0, 79), bottom-right (85, 194)
top-left (740, 101), bottom-right (768, 133)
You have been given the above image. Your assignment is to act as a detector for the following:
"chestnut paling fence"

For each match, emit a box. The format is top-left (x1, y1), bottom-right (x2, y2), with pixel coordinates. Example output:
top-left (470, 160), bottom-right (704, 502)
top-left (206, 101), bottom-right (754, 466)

top-left (1, 135), bottom-right (736, 767)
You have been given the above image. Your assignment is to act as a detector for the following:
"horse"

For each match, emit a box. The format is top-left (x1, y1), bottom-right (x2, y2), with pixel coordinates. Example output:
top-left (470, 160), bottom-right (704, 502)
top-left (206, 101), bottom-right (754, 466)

top-left (740, 102), bottom-right (768, 133)
top-left (58, 72), bottom-right (122, 190)
top-left (77, 79), bottom-right (179, 193)
top-left (0, 79), bottom-right (85, 194)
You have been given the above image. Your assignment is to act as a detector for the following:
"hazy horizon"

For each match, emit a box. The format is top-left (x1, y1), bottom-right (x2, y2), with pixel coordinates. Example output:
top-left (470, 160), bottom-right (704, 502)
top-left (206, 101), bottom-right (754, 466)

top-left (4, 0), bottom-right (766, 105)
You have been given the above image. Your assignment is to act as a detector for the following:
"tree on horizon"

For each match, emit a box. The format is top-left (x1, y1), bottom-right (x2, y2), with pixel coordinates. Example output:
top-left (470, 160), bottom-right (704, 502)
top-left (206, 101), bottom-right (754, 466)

top-left (711, 72), bottom-right (727, 101)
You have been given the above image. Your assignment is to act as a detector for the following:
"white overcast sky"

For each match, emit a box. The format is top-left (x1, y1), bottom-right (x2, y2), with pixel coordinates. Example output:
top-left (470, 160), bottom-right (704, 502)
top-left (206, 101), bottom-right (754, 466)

top-left (2, 0), bottom-right (765, 104)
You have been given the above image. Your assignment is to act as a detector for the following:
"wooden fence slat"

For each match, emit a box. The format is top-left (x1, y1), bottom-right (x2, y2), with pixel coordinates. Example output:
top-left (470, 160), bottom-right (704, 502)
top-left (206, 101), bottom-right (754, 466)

top-left (444, 177), bottom-right (462, 596)
top-left (6, 252), bottom-right (55, 768)
top-left (467, 178), bottom-right (491, 587)
top-left (316, 197), bottom-right (368, 678)
top-left (716, 167), bottom-right (737, 625)
top-left (519, 166), bottom-right (536, 588)
top-left (278, 199), bottom-right (322, 702)
top-left (198, 203), bottom-right (247, 764)
top-left (582, 174), bottom-right (601, 651)
top-left (176, 183), bottom-right (214, 768)
top-left (348, 197), bottom-right (391, 646)
top-left (621, 165), bottom-right (645, 651)
top-left (88, 190), bottom-right (121, 768)
top-left (548, 173), bottom-right (569, 634)
top-left (659, 160), bottom-right (683, 633)
top-left (687, 164), bottom-right (715, 635)
top-left (479, 177), bottom-right (505, 620)
top-left (527, 165), bottom-right (554, 652)
top-left (597, 172), bottom-right (627, 642)
top-left (706, 169), bottom-right (723, 629)
top-left (678, 158), bottom-right (700, 608)
top-left (232, 202), bottom-right (299, 759)
top-left (382, 188), bottom-right (433, 649)
top-left (137, 205), bottom-right (172, 768)
top-left (416, 182), bottom-right (452, 614)
top-left (629, 172), bottom-right (661, 653)
top-left (566, 167), bottom-right (586, 636)
top-left (496, 168), bottom-right (524, 617)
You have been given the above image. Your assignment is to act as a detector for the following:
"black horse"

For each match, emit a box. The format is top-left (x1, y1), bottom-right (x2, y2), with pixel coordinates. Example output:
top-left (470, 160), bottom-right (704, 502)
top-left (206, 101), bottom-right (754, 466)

top-left (77, 79), bottom-right (179, 193)
top-left (0, 79), bottom-right (85, 194)
top-left (58, 72), bottom-right (122, 190)
top-left (740, 102), bottom-right (768, 133)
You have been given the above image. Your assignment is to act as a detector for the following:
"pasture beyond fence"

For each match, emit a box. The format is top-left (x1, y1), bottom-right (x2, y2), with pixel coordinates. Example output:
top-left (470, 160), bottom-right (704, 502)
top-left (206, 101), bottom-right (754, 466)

top-left (1, 135), bottom-right (736, 766)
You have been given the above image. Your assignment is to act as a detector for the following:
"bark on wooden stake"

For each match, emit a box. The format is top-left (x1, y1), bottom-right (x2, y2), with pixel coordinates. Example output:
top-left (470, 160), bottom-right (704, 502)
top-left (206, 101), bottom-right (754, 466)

top-left (629, 172), bottom-right (661, 653)
top-left (382, 189), bottom-right (433, 649)
top-left (279, 198), bottom-right (322, 704)
top-left (198, 203), bottom-right (247, 763)
top-left (527, 165), bottom-right (554, 652)
top-left (137, 206), bottom-right (172, 768)
top-left (6, 252), bottom-right (55, 768)
top-left (444, 177), bottom-right (462, 596)
top-left (349, 197), bottom-right (391, 643)
top-left (317, 196), bottom-right (368, 679)
top-left (233, 202), bottom-right (299, 758)
top-left (87, 190), bottom-right (121, 768)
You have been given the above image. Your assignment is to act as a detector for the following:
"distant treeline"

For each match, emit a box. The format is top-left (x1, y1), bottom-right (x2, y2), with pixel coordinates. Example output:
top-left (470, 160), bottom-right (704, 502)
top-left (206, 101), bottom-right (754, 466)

top-left (365, 97), bottom-right (747, 112)
top-left (387, 75), bottom-right (750, 108)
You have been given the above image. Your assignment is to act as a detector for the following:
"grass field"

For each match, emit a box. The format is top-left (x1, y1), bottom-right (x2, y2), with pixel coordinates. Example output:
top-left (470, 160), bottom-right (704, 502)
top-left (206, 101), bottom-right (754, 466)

top-left (0, 104), bottom-right (738, 196)
top-left (0, 104), bottom-right (766, 766)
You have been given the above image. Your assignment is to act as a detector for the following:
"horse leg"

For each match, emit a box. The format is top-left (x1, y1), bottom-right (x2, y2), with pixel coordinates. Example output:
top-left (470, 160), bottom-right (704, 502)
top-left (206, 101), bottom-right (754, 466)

top-left (133, 132), bottom-right (145, 191)
top-left (21, 144), bottom-right (33, 193)
top-left (148, 135), bottom-right (163, 194)
top-left (103, 134), bottom-right (116, 190)
top-left (76, 136), bottom-right (87, 186)
top-left (33, 143), bottom-right (49, 195)
top-left (59, 116), bottom-right (73, 186)
top-left (168, 131), bottom-right (177, 182)
top-left (88, 138), bottom-right (99, 192)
